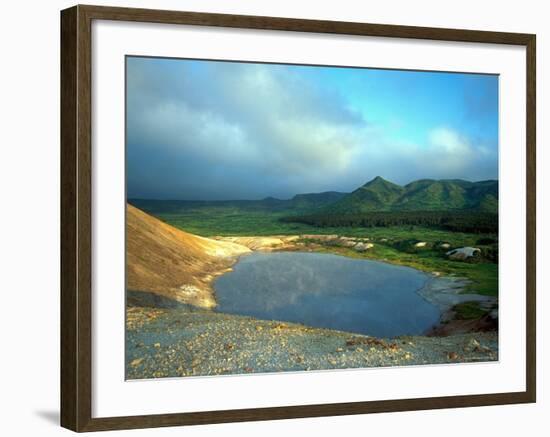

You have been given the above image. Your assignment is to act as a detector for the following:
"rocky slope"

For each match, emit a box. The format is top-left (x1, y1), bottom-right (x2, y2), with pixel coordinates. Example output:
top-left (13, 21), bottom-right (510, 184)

top-left (127, 204), bottom-right (250, 308)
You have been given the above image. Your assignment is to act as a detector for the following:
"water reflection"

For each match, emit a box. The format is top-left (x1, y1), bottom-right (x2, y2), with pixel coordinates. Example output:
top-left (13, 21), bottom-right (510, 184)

top-left (214, 252), bottom-right (440, 337)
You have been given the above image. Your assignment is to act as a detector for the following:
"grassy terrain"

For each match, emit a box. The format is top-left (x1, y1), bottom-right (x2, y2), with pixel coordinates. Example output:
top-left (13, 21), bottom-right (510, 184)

top-left (453, 302), bottom-right (490, 320)
top-left (132, 201), bottom-right (498, 299)
top-left (312, 243), bottom-right (498, 297)
top-left (149, 207), bottom-right (313, 236)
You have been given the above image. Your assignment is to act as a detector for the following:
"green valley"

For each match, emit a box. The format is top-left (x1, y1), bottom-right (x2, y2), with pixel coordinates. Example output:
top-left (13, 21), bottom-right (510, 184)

top-left (129, 176), bottom-right (499, 315)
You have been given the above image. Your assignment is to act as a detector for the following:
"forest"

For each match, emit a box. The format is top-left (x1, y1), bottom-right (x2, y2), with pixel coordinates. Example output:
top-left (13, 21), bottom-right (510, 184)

top-left (280, 210), bottom-right (498, 234)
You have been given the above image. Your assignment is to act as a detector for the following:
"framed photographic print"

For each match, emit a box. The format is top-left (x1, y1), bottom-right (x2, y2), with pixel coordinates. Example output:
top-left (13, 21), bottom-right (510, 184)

top-left (60, 4), bottom-right (536, 432)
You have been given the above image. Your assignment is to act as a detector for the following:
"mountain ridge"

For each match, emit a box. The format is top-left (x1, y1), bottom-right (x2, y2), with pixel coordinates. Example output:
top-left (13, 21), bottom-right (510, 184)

top-left (321, 176), bottom-right (498, 214)
top-left (129, 176), bottom-right (498, 216)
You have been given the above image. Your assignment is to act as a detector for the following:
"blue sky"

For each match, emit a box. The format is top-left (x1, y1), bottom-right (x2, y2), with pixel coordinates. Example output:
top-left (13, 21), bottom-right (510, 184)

top-left (126, 57), bottom-right (498, 200)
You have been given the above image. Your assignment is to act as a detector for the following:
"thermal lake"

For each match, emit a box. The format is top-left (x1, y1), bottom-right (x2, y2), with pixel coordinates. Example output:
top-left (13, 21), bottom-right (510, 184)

top-left (214, 252), bottom-right (441, 337)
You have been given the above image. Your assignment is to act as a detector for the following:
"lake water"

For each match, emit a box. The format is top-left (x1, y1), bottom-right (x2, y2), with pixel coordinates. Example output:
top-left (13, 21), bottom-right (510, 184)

top-left (214, 252), bottom-right (440, 337)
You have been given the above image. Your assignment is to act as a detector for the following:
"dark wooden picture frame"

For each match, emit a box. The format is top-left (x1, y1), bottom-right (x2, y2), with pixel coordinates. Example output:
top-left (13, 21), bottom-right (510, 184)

top-left (60, 4), bottom-right (536, 432)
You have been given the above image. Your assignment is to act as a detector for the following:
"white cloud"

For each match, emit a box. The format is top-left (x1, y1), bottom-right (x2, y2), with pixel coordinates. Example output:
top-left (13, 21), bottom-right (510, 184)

top-left (429, 127), bottom-right (472, 156)
top-left (128, 62), bottom-right (372, 194)
top-left (126, 59), bottom-right (498, 199)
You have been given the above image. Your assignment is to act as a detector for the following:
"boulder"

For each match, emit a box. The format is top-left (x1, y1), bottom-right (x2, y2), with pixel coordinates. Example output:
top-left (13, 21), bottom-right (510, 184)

top-left (300, 234), bottom-right (339, 241)
top-left (340, 239), bottom-right (357, 248)
top-left (446, 247), bottom-right (481, 260)
top-left (354, 242), bottom-right (374, 252)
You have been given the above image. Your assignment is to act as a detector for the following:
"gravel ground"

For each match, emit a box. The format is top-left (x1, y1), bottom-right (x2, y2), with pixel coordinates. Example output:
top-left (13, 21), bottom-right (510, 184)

top-left (126, 305), bottom-right (498, 380)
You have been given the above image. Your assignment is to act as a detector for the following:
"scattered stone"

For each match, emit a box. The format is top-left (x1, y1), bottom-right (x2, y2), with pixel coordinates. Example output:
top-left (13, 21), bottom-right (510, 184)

top-left (126, 301), bottom-right (498, 380)
top-left (340, 240), bottom-right (357, 248)
top-left (300, 234), bottom-right (339, 241)
top-left (464, 338), bottom-right (481, 352)
top-left (178, 284), bottom-right (201, 297)
top-left (355, 242), bottom-right (374, 252)
top-left (448, 352), bottom-right (459, 360)
top-left (446, 247), bottom-right (481, 261)
top-left (130, 358), bottom-right (144, 367)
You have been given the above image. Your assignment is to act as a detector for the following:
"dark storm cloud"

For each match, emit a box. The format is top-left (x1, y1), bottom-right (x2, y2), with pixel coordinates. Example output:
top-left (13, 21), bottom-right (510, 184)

top-left (126, 57), bottom-right (498, 200)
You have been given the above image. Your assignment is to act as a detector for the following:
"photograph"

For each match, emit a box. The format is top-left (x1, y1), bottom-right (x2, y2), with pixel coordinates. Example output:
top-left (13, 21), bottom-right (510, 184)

top-left (125, 56), bottom-right (500, 379)
top-left (0, 0), bottom-right (543, 434)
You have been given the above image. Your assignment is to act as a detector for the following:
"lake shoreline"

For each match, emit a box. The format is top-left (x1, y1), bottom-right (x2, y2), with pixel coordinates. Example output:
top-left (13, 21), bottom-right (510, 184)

top-left (214, 250), bottom-right (438, 338)
top-left (417, 275), bottom-right (498, 334)
top-left (125, 208), bottom-right (499, 379)
top-left (126, 303), bottom-right (498, 380)
top-left (209, 235), bottom-right (498, 335)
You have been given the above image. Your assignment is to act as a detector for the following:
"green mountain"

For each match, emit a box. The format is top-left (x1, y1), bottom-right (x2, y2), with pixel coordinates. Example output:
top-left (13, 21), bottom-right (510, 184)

top-left (324, 176), bottom-right (498, 214)
top-left (325, 176), bottom-right (404, 213)
top-left (129, 191), bottom-right (347, 217)
top-left (129, 177), bottom-right (498, 220)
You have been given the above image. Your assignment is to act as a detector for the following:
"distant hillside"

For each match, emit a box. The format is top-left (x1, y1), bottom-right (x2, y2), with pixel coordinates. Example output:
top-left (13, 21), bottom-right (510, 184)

top-left (324, 177), bottom-right (498, 214)
top-left (129, 191), bottom-right (346, 216)
top-left (289, 191), bottom-right (347, 210)
top-left (129, 177), bottom-right (498, 222)
top-left (126, 204), bottom-right (250, 308)
top-left (325, 176), bottom-right (404, 213)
